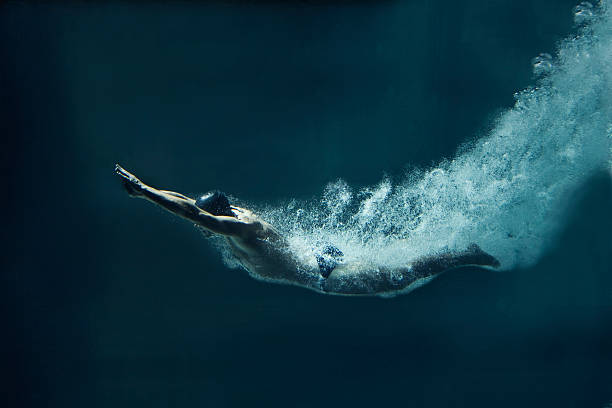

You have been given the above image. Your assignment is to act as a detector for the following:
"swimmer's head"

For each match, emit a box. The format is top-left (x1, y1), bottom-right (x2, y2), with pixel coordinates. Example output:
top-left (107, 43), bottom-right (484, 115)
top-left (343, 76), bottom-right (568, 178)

top-left (195, 191), bottom-right (234, 217)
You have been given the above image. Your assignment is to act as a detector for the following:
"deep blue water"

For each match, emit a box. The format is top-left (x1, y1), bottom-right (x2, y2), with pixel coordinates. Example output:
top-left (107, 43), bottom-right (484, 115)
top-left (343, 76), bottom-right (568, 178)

top-left (3, 1), bottom-right (611, 407)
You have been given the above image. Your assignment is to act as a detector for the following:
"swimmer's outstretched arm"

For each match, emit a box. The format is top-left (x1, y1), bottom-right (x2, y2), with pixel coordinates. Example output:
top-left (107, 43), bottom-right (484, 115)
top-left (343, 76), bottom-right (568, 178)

top-left (115, 164), bottom-right (247, 236)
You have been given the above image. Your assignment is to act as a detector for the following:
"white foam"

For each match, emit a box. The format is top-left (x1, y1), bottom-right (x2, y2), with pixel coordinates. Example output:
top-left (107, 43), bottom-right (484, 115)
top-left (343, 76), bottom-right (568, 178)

top-left (238, 2), bottom-right (612, 272)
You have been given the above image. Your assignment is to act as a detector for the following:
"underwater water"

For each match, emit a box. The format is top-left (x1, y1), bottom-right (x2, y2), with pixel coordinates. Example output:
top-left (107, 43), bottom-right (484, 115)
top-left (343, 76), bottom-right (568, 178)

top-left (3, 0), bottom-right (611, 407)
top-left (250, 1), bottom-right (612, 276)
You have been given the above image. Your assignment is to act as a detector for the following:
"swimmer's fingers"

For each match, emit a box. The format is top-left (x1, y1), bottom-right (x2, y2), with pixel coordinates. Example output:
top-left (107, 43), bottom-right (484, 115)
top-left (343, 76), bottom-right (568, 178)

top-left (115, 164), bottom-right (137, 181)
top-left (115, 164), bottom-right (144, 196)
top-left (115, 164), bottom-right (142, 184)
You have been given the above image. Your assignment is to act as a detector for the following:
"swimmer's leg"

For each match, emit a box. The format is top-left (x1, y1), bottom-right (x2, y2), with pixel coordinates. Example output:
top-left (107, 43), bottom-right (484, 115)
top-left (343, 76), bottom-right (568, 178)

top-left (464, 243), bottom-right (501, 268)
top-left (411, 244), bottom-right (500, 278)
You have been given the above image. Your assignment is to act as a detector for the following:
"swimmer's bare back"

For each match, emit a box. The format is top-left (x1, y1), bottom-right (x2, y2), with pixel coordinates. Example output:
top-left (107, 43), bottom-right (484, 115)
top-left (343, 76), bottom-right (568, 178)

top-left (115, 164), bottom-right (500, 297)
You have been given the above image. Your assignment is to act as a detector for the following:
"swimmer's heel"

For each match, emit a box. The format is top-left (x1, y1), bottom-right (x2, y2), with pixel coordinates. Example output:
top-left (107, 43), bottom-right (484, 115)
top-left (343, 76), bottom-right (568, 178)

top-left (465, 244), bottom-right (501, 268)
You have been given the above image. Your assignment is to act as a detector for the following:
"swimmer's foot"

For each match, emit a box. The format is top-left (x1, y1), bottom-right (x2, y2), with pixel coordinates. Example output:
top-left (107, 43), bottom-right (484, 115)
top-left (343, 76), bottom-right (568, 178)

top-left (465, 243), bottom-right (501, 268)
top-left (115, 164), bottom-right (144, 197)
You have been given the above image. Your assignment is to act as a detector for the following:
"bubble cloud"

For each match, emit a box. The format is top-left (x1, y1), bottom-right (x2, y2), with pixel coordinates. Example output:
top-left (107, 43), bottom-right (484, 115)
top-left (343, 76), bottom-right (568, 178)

top-left (221, 2), bottom-right (612, 279)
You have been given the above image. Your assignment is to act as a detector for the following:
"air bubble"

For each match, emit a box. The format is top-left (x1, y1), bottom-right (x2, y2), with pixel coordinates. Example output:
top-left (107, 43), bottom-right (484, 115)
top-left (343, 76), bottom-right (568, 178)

top-left (531, 53), bottom-right (553, 76)
top-left (573, 2), bottom-right (594, 25)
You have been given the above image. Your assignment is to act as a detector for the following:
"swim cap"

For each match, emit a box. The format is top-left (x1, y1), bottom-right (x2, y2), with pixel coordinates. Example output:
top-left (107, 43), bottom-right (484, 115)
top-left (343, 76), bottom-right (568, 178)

top-left (195, 191), bottom-right (234, 217)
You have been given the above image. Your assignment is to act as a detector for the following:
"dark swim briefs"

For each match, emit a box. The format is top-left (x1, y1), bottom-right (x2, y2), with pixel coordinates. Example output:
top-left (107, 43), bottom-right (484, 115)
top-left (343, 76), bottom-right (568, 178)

top-left (316, 245), bottom-right (344, 278)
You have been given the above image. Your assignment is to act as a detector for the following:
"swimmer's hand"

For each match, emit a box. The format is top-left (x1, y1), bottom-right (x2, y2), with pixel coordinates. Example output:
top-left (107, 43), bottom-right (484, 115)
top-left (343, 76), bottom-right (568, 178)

top-left (115, 164), bottom-right (144, 197)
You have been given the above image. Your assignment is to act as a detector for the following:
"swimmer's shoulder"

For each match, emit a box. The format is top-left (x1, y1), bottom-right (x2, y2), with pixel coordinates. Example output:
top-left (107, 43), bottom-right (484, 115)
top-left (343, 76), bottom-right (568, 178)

top-left (231, 207), bottom-right (282, 241)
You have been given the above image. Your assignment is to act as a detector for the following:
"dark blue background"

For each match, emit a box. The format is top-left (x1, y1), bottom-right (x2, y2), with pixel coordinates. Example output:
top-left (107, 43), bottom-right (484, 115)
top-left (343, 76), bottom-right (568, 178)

top-left (3, 1), bottom-right (611, 407)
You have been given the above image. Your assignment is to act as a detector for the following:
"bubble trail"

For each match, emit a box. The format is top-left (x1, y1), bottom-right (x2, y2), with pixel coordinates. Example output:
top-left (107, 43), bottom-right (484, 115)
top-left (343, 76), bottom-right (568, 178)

top-left (574, 2), bottom-right (595, 24)
top-left (226, 2), bottom-right (612, 276)
top-left (532, 53), bottom-right (553, 76)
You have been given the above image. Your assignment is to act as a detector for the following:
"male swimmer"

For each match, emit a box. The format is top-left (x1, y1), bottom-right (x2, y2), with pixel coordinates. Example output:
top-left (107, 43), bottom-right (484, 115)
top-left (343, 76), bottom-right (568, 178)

top-left (115, 164), bottom-right (500, 296)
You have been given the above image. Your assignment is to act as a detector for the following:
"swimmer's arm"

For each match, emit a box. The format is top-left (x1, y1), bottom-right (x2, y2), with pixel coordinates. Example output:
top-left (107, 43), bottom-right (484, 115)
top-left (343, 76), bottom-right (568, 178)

top-left (115, 164), bottom-right (250, 236)
top-left (195, 212), bottom-right (260, 237)
top-left (146, 187), bottom-right (249, 236)
top-left (160, 190), bottom-right (194, 202)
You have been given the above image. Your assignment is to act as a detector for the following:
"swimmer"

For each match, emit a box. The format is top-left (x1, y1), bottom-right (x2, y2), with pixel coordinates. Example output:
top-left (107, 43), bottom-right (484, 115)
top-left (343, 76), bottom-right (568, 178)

top-left (115, 164), bottom-right (500, 296)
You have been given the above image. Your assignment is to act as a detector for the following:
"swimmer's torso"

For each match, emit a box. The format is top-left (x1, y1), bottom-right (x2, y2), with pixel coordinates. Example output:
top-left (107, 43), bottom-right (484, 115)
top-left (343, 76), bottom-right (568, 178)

top-left (225, 207), bottom-right (427, 296)
top-left (225, 207), bottom-right (308, 283)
